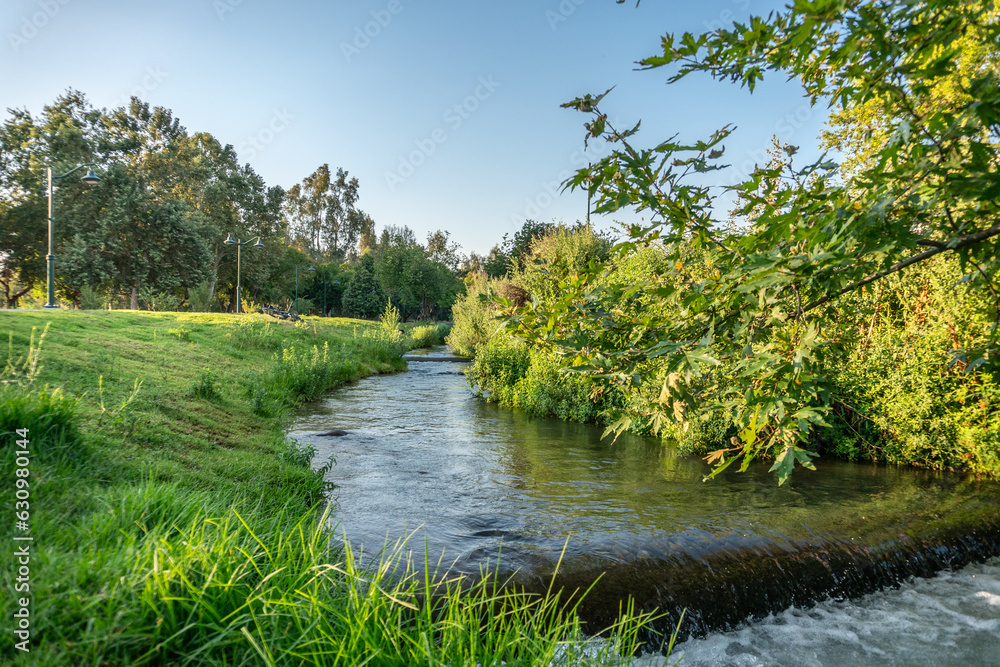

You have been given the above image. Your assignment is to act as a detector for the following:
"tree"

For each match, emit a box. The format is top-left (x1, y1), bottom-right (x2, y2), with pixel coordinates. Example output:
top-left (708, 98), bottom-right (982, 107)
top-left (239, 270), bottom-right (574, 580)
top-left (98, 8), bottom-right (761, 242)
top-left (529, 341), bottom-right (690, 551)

top-left (374, 226), bottom-right (463, 320)
top-left (426, 229), bottom-right (462, 272)
top-left (0, 90), bottom-right (105, 306)
top-left (301, 262), bottom-right (344, 316)
top-left (149, 131), bottom-right (285, 308)
top-left (341, 253), bottom-right (385, 318)
top-left (484, 219), bottom-right (555, 277)
top-left (506, 0), bottom-right (1000, 483)
top-left (284, 164), bottom-right (368, 262)
top-left (60, 163), bottom-right (213, 308)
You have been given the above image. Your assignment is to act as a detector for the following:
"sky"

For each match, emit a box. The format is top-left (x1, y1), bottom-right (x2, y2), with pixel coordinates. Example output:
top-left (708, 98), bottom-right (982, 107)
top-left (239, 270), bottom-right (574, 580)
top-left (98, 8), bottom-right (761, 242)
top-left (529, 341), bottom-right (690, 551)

top-left (1, 0), bottom-right (831, 257)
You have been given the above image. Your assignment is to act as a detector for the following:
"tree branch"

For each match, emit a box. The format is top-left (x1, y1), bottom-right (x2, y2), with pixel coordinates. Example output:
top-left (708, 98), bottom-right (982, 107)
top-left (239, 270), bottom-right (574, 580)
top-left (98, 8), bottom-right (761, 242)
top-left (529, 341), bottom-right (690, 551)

top-left (802, 223), bottom-right (1000, 315)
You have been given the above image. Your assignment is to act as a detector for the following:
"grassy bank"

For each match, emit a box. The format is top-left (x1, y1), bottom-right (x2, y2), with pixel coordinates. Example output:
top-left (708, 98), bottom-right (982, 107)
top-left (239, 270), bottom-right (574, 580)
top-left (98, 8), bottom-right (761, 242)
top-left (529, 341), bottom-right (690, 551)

top-left (0, 311), bottom-right (657, 665)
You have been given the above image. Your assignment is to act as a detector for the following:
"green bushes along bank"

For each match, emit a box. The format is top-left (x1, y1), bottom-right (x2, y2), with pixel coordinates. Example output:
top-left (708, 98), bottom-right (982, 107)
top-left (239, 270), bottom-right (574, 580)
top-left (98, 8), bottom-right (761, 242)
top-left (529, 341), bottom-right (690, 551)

top-left (449, 226), bottom-right (999, 479)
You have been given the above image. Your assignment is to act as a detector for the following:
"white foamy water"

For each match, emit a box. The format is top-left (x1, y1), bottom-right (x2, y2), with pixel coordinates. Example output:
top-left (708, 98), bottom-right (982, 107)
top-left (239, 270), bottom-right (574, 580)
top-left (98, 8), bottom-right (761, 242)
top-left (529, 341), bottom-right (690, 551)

top-left (667, 557), bottom-right (1000, 667)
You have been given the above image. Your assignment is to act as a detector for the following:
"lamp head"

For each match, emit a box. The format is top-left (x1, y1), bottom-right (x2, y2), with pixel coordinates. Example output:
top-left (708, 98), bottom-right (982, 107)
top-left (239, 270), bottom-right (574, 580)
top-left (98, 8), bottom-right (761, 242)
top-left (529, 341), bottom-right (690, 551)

top-left (253, 237), bottom-right (264, 248)
top-left (224, 234), bottom-right (236, 245)
top-left (308, 266), bottom-right (316, 272)
top-left (81, 169), bottom-right (102, 185)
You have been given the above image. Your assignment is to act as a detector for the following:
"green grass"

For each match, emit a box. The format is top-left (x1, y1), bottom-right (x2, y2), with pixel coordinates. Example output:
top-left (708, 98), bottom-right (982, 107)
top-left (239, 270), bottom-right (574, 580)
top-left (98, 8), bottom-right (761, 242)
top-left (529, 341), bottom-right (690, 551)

top-left (0, 310), bottom-right (662, 665)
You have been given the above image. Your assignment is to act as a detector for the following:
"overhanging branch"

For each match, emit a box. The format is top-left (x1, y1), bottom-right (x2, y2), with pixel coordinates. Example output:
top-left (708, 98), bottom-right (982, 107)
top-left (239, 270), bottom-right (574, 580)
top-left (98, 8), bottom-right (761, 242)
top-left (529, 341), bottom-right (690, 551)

top-left (802, 223), bottom-right (1000, 315)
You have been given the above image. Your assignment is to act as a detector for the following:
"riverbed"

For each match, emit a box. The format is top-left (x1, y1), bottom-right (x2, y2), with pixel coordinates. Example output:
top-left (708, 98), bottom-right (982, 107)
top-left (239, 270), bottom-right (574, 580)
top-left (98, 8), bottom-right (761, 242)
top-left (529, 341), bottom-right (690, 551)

top-left (290, 346), bottom-right (1000, 662)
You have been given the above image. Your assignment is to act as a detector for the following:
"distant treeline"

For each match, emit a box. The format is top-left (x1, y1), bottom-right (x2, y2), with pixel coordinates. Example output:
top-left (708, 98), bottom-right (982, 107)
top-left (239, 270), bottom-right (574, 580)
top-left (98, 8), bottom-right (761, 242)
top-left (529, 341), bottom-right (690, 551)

top-left (0, 91), bottom-right (475, 319)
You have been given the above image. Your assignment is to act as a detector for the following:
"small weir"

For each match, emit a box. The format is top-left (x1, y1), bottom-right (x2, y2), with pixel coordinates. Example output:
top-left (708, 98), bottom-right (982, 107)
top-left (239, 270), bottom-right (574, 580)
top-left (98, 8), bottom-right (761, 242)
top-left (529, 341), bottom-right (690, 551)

top-left (291, 346), bottom-right (1000, 658)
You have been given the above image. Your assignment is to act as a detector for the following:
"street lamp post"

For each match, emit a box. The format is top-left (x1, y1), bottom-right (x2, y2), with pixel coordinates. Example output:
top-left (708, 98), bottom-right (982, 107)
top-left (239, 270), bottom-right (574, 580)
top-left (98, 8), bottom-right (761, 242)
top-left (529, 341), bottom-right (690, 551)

top-left (45, 163), bottom-right (102, 309)
top-left (223, 234), bottom-right (264, 314)
top-left (294, 265), bottom-right (315, 314)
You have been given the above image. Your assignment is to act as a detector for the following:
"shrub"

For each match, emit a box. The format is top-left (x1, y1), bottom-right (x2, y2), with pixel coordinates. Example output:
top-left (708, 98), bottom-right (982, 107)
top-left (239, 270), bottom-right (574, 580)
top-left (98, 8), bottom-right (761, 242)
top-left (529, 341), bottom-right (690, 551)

top-left (189, 369), bottom-right (220, 400)
top-left (379, 299), bottom-right (402, 339)
top-left (824, 254), bottom-right (1000, 474)
top-left (188, 280), bottom-right (213, 312)
top-left (409, 323), bottom-right (451, 349)
top-left (226, 318), bottom-right (278, 351)
top-left (446, 273), bottom-right (509, 358)
top-left (79, 285), bottom-right (104, 310)
top-left (139, 287), bottom-right (181, 312)
top-left (167, 324), bottom-right (192, 341)
top-left (466, 333), bottom-right (531, 403)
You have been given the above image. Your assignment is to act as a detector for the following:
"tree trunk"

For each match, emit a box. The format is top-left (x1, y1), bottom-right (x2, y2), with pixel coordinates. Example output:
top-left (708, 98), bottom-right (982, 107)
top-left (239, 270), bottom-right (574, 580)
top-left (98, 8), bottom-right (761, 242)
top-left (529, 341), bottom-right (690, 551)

top-left (207, 250), bottom-right (222, 305)
top-left (131, 284), bottom-right (139, 310)
top-left (1, 269), bottom-right (32, 308)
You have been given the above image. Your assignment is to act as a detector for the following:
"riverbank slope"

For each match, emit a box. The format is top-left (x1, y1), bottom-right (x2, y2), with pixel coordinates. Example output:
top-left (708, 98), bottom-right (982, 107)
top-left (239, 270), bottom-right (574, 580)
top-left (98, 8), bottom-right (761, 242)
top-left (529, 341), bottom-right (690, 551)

top-left (0, 311), bottom-right (648, 665)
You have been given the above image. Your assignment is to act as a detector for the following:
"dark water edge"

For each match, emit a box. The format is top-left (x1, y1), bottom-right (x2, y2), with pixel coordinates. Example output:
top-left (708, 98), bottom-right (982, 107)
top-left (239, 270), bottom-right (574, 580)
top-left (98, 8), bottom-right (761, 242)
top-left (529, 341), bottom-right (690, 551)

top-left (524, 509), bottom-right (1000, 650)
top-left (291, 348), bottom-right (1000, 652)
top-left (668, 556), bottom-right (1000, 667)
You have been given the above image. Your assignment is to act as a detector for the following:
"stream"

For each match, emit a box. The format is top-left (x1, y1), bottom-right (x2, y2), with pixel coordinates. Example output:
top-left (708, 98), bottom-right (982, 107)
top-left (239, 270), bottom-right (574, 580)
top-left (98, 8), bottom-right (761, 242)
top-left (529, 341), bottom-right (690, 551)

top-left (289, 345), bottom-right (1000, 663)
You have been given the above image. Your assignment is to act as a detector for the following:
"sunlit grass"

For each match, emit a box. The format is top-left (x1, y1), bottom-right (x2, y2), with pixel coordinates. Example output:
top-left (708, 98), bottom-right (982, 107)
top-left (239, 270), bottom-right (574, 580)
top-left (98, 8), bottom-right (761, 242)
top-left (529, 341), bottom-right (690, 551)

top-left (0, 310), bottom-right (662, 665)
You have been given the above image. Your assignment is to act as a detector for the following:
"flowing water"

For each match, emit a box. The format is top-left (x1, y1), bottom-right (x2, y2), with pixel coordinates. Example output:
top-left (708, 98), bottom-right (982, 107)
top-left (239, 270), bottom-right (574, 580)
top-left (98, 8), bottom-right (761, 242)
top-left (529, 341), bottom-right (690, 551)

top-left (289, 346), bottom-right (1000, 661)
top-left (668, 557), bottom-right (1000, 666)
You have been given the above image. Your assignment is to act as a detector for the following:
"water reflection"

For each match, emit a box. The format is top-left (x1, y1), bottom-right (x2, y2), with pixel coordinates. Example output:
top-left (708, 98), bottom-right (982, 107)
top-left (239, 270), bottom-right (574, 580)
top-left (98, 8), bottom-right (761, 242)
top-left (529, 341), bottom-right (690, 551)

top-left (290, 346), bottom-right (1000, 638)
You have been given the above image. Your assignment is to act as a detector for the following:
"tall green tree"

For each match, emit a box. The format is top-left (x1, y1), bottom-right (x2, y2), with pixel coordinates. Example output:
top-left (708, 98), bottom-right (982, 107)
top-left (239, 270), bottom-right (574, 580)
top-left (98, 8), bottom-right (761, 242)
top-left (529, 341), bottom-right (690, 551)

top-left (507, 0), bottom-right (1000, 483)
top-left (150, 131), bottom-right (285, 309)
top-left (426, 229), bottom-right (462, 272)
top-left (284, 164), bottom-right (368, 262)
top-left (60, 163), bottom-right (213, 306)
top-left (342, 253), bottom-right (386, 318)
top-left (0, 90), bottom-right (105, 306)
top-left (375, 225), bottom-right (463, 320)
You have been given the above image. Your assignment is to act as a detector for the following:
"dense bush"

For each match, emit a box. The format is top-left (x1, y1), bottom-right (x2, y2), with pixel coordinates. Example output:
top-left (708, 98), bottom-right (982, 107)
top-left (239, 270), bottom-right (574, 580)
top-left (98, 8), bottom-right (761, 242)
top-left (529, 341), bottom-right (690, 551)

top-left (467, 227), bottom-right (1000, 476)
top-left (446, 272), bottom-right (506, 358)
top-left (821, 255), bottom-right (1000, 474)
top-left (78, 285), bottom-right (104, 310)
top-left (226, 317), bottom-right (280, 351)
top-left (408, 323), bottom-right (451, 349)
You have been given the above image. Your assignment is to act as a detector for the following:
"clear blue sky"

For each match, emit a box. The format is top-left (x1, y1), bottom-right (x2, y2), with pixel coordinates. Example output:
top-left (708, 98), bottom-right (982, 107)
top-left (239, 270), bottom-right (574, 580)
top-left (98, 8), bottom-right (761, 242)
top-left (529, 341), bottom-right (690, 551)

top-left (1, 0), bottom-right (830, 257)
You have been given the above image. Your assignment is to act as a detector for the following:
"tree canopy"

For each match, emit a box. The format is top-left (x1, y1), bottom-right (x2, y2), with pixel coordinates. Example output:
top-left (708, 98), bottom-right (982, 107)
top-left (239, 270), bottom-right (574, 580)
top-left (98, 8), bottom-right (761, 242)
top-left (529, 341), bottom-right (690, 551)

top-left (505, 0), bottom-right (1000, 483)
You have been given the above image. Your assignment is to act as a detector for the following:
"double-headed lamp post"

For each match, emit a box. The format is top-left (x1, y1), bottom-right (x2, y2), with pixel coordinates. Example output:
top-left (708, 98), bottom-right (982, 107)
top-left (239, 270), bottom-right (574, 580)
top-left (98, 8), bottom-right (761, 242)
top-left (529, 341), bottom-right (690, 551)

top-left (223, 234), bottom-right (264, 314)
top-left (45, 163), bottom-right (102, 309)
top-left (294, 265), bottom-right (315, 314)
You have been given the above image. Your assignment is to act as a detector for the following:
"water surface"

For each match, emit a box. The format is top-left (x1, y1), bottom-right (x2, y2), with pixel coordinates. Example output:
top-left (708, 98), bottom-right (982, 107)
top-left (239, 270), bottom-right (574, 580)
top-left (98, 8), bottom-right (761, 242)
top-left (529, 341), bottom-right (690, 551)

top-left (290, 346), bottom-right (1000, 645)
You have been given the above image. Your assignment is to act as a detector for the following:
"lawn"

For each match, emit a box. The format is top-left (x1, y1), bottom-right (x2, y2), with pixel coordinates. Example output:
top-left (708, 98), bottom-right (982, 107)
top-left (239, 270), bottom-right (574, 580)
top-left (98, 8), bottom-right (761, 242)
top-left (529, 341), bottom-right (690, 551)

top-left (0, 310), bottom-right (655, 665)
